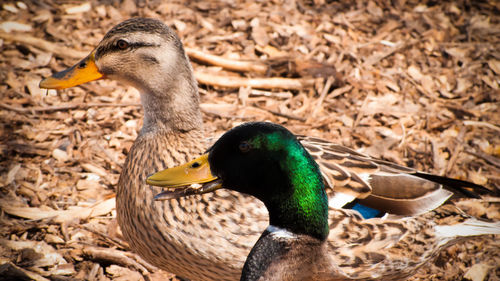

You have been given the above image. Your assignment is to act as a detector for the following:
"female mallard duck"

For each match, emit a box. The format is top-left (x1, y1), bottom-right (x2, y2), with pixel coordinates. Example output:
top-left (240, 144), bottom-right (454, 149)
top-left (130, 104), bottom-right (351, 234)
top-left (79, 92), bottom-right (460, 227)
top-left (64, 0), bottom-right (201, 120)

top-left (40, 18), bottom-right (494, 280)
top-left (147, 122), bottom-right (500, 281)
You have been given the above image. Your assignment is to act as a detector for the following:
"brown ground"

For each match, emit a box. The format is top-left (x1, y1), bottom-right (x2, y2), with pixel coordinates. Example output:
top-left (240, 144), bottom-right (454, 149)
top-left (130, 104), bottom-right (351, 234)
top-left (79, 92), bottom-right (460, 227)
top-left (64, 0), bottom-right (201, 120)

top-left (1, 0), bottom-right (499, 280)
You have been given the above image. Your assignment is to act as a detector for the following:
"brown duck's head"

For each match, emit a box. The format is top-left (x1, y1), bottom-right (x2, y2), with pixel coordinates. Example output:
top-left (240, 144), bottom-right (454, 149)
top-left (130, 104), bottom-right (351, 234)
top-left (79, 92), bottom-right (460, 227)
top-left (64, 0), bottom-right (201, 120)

top-left (40, 18), bottom-right (194, 95)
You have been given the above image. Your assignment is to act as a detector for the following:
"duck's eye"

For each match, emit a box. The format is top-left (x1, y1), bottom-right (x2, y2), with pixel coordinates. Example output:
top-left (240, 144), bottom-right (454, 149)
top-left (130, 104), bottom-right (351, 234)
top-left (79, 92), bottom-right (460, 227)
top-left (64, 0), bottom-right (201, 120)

top-left (117, 39), bottom-right (129, 50)
top-left (190, 162), bottom-right (201, 168)
top-left (239, 141), bottom-right (251, 153)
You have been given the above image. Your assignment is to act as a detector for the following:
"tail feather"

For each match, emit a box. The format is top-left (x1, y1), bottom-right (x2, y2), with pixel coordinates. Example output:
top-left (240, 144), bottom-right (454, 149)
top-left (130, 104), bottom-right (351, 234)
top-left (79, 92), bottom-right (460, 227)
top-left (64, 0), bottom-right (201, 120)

top-left (413, 172), bottom-right (494, 198)
top-left (435, 219), bottom-right (500, 241)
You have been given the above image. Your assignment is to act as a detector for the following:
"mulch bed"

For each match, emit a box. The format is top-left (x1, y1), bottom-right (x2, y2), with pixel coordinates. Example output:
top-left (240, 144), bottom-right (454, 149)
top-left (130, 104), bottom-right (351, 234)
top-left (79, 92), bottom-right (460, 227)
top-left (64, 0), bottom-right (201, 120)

top-left (1, 0), bottom-right (499, 280)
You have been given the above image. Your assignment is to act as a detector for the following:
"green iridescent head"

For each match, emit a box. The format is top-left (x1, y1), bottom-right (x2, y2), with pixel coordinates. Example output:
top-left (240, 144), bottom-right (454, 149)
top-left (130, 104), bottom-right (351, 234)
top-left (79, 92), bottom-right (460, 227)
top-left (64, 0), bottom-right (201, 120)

top-left (207, 122), bottom-right (329, 240)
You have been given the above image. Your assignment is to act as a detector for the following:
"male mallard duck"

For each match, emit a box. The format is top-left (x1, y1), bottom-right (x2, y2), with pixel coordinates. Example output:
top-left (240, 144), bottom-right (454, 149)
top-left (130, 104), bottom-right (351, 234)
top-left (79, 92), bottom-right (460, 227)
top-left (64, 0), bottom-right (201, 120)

top-left (147, 122), bottom-right (500, 281)
top-left (40, 18), bottom-right (495, 280)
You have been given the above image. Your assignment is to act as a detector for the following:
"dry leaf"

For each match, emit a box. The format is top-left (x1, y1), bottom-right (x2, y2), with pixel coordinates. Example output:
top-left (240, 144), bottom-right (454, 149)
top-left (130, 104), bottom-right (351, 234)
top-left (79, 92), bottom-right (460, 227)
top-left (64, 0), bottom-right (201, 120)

top-left (463, 263), bottom-right (491, 281)
top-left (444, 47), bottom-right (468, 60)
top-left (408, 65), bottom-right (423, 81)
top-left (0, 239), bottom-right (67, 267)
top-left (52, 148), bottom-right (69, 162)
top-left (488, 59), bottom-right (500, 75)
top-left (468, 171), bottom-right (488, 186)
top-left (3, 3), bottom-right (18, 13)
top-left (6, 164), bottom-right (21, 185)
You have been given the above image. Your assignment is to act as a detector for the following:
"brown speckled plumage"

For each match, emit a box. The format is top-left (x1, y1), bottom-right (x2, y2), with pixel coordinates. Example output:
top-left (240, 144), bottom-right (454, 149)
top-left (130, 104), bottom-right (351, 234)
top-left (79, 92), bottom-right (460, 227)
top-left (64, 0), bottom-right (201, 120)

top-left (323, 207), bottom-right (448, 280)
top-left (117, 130), bottom-right (266, 280)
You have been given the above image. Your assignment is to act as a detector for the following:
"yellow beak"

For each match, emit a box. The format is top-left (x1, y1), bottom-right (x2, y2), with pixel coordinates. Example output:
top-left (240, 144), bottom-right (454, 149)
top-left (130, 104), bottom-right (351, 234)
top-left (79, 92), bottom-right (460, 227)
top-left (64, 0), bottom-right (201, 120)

top-left (39, 51), bottom-right (103, 89)
top-left (147, 154), bottom-right (222, 200)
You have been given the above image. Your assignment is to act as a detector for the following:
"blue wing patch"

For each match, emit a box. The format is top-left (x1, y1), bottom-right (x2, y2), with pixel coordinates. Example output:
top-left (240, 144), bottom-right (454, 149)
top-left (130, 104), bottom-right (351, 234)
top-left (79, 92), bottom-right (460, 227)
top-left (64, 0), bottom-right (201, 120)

top-left (350, 202), bottom-right (382, 219)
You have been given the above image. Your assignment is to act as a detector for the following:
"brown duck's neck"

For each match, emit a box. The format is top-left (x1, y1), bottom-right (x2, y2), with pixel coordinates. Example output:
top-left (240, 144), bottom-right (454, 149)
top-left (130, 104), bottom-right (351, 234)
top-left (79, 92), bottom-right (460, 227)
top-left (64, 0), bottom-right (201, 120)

top-left (117, 128), bottom-right (206, 196)
top-left (139, 68), bottom-right (202, 134)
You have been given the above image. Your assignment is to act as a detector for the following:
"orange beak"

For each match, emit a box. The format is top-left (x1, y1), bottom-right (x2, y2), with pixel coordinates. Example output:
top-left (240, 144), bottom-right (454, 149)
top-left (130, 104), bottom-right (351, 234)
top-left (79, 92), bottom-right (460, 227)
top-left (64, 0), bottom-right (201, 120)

top-left (39, 51), bottom-right (103, 89)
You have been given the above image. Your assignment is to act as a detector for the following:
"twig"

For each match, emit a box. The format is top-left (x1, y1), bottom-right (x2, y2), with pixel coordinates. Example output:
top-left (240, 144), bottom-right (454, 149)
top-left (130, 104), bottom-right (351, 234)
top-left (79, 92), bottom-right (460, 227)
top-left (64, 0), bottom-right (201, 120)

top-left (444, 104), bottom-right (479, 118)
top-left (88, 263), bottom-right (100, 281)
top-left (312, 76), bottom-right (335, 117)
top-left (363, 40), bottom-right (416, 67)
top-left (463, 120), bottom-right (500, 133)
top-left (353, 93), bottom-right (371, 128)
top-left (252, 105), bottom-right (306, 121)
top-left (430, 139), bottom-right (446, 175)
top-left (465, 150), bottom-right (500, 169)
top-left (249, 89), bottom-right (293, 99)
top-left (428, 118), bottom-right (455, 130)
top-left (445, 126), bottom-right (466, 174)
top-left (0, 102), bottom-right (141, 113)
top-left (200, 103), bottom-right (266, 120)
top-left (0, 262), bottom-right (50, 281)
top-left (81, 225), bottom-right (129, 250)
top-left (82, 246), bottom-right (154, 281)
top-left (439, 42), bottom-right (492, 46)
top-left (398, 120), bottom-right (407, 149)
top-left (325, 84), bottom-right (352, 101)
top-left (123, 252), bottom-right (159, 274)
top-left (0, 32), bottom-right (88, 59)
top-left (194, 71), bottom-right (314, 90)
top-left (186, 47), bottom-right (267, 74)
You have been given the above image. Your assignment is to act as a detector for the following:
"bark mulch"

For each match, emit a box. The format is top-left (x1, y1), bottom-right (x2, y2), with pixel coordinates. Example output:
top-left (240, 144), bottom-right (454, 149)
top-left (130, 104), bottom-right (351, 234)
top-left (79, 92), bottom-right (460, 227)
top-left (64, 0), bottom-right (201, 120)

top-left (1, 0), bottom-right (499, 280)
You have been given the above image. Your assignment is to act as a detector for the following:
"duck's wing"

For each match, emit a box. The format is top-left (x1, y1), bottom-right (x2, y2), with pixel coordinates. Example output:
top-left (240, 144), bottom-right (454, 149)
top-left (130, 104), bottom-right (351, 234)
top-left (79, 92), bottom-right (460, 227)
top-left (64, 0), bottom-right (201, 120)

top-left (299, 136), bottom-right (491, 216)
top-left (325, 205), bottom-right (500, 280)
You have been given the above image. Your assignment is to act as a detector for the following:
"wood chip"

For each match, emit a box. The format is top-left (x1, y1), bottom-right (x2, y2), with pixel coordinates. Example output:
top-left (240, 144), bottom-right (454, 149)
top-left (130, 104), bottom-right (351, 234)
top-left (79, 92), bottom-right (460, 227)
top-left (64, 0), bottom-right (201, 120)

top-left (463, 263), bottom-right (491, 281)
top-left (2, 1), bottom-right (499, 280)
top-left (52, 148), bottom-right (69, 162)
top-left (65, 2), bottom-right (91, 14)
top-left (0, 262), bottom-right (50, 281)
top-left (0, 21), bottom-right (31, 32)
top-left (195, 71), bottom-right (314, 90)
top-left (0, 198), bottom-right (115, 223)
